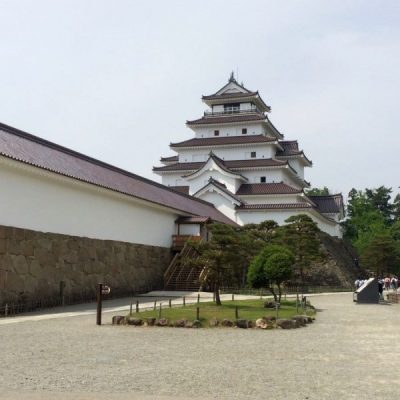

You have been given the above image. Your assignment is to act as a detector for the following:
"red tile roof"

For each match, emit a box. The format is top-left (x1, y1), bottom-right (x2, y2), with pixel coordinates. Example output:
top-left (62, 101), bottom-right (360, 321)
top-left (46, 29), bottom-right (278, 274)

top-left (308, 194), bottom-right (344, 214)
top-left (153, 158), bottom-right (288, 172)
top-left (236, 203), bottom-right (312, 210)
top-left (0, 122), bottom-right (236, 226)
top-left (186, 113), bottom-right (266, 126)
top-left (169, 186), bottom-right (190, 195)
top-left (202, 91), bottom-right (258, 100)
top-left (160, 155), bottom-right (178, 162)
top-left (236, 183), bottom-right (302, 195)
top-left (170, 134), bottom-right (277, 148)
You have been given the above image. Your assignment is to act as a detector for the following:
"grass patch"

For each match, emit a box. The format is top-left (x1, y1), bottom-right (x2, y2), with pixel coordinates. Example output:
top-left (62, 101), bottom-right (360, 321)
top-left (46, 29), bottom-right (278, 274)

top-left (128, 299), bottom-right (315, 326)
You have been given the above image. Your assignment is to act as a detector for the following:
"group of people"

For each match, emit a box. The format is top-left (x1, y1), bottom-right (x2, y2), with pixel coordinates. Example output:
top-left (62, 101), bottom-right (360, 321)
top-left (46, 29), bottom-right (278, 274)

top-left (355, 277), bottom-right (398, 290)
top-left (355, 276), bottom-right (399, 300)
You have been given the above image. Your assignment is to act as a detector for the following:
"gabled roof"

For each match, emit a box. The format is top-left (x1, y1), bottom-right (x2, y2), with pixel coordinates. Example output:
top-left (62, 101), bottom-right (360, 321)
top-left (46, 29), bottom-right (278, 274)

top-left (201, 74), bottom-right (270, 112)
top-left (276, 140), bottom-right (312, 165)
top-left (236, 183), bottom-right (303, 196)
top-left (183, 152), bottom-right (248, 181)
top-left (0, 121), bottom-right (236, 226)
top-left (308, 194), bottom-right (345, 215)
top-left (170, 134), bottom-right (278, 149)
top-left (194, 177), bottom-right (243, 205)
top-left (186, 113), bottom-right (267, 127)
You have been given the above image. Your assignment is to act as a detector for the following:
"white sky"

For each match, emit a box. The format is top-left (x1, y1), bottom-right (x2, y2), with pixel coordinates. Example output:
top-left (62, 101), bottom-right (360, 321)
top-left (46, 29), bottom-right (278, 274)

top-left (1, 0), bottom-right (399, 199)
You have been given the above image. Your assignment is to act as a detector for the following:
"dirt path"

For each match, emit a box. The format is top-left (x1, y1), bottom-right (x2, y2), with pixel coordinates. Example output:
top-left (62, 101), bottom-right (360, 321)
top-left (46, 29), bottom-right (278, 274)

top-left (1, 293), bottom-right (399, 399)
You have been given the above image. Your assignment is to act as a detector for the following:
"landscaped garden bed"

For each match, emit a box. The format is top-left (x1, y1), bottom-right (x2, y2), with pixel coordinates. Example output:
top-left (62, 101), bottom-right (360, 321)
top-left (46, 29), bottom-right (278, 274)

top-left (112, 299), bottom-right (315, 329)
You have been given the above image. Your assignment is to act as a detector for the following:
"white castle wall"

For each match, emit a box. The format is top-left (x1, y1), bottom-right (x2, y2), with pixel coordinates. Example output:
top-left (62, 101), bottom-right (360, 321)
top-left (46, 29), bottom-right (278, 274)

top-left (197, 191), bottom-right (237, 222)
top-left (177, 144), bottom-right (276, 163)
top-left (193, 123), bottom-right (264, 138)
top-left (0, 157), bottom-right (178, 248)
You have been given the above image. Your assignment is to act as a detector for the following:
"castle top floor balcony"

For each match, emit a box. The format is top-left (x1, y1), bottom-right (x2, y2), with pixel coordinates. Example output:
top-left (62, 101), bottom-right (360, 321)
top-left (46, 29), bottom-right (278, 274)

top-left (204, 105), bottom-right (260, 117)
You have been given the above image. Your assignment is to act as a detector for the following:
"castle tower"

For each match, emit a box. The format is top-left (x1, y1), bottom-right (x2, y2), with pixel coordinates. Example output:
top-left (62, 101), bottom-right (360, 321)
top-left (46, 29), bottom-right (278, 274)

top-left (153, 74), bottom-right (344, 236)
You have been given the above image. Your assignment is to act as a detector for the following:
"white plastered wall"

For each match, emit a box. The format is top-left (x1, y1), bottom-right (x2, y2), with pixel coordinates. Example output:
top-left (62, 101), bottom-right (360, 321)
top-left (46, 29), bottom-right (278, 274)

top-left (196, 191), bottom-right (237, 222)
top-left (0, 157), bottom-right (179, 247)
top-left (177, 145), bottom-right (276, 163)
top-left (193, 123), bottom-right (264, 138)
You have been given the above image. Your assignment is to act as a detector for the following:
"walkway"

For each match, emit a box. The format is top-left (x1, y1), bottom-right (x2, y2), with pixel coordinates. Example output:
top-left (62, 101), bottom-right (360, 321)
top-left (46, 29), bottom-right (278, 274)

top-left (0, 293), bottom-right (399, 399)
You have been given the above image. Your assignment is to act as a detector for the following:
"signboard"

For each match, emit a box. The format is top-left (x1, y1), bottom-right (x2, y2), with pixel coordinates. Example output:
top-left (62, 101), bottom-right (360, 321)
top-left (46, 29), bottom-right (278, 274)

top-left (101, 285), bottom-right (111, 295)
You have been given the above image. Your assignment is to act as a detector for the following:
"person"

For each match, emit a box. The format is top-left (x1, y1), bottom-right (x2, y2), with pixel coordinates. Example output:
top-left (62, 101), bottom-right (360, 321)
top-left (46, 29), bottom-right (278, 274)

top-left (354, 278), bottom-right (360, 289)
top-left (384, 277), bottom-right (390, 291)
top-left (378, 280), bottom-right (383, 300)
top-left (391, 276), bottom-right (398, 291)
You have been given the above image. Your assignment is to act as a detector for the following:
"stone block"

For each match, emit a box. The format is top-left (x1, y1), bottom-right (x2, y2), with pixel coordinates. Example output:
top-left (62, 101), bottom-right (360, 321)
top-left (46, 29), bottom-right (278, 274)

top-left (174, 319), bottom-right (187, 328)
top-left (146, 317), bottom-right (156, 326)
top-left (20, 241), bottom-right (34, 257)
top-left (7, 240), bottom-right (21, 255)
top-left (276, 319), bottom-right (296, 329)
top-left (0, 226), bottom-right (6, 239)
top-left (156, 318), bottom-right (169, 327)
top-left (209, 317), bottom-right (219, 327)
top-left (126, 317), bottom-right (143, 326)
top-left (37, 239), bottom-right (52, 251)
top-left (13, 228), bottom-right (25, 241)
top-left (0, 238), bottom-right (6, 253)
top-left (112, 316), bottom-right (126, 325)
top-left (235, 319), bottom-right (250, 329)
top-left (13, 255), bottom-right (29, 274)
top-left (221, 319), bottom-right (234, 327)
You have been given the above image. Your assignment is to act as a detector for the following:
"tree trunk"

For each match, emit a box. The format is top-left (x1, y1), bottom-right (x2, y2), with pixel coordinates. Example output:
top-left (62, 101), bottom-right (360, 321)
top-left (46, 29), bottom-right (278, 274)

top-left (214, 280), bottom-right (221, 306)
top-left (268, 285), bottom-right (278, 302)
top-left (277, 284), bottom-right (282, 303)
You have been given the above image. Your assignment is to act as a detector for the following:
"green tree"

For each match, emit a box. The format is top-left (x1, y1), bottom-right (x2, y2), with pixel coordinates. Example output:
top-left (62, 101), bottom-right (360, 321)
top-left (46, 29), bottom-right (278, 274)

top-left (278, 214), bottom-right (322, 283)
top-left (247, 244), bottom-right (294, 302)
top-left (305, 186), bottom-right (330, 196)
top-left (360, 233), bottom-right (400, 276)
top-left (188, 223), bottom-right (247, 305)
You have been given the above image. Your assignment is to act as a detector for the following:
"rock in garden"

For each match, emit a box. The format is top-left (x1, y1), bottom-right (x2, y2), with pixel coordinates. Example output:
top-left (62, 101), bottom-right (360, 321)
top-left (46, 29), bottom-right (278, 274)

top-left (221, 319), bottom-right (234, 327)
top-left (112, 315), bottom-right (126, 325)
top-left (146, 317), bottom-right (156, 326)
top-left (276, 319), bottom-right (296, 329)
top-left (174, 319), bottom-right (187, 328)
top-left (256, 318), bottom-right (268, 329)
top-left (292, 315), bottom-right (308, 326)
top-left (264, 301), bottom-right (276, 309)
top-left (235, 319), bottom-right (249, 329)
top-left (192, 319), bottom-right (201, 328)
top-left (127, 317), bottom-right (143, 326)
top-left (209, 317), bottom-right (219, 327)
top-left (156, 318), bottom-right (169, 327)
top-left (185, 321), bottom-right (194, 328)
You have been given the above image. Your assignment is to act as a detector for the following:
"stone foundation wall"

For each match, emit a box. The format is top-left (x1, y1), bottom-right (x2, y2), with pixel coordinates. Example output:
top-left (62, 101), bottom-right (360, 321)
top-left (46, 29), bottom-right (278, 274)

top-left (0, 225), bottom-right (171, 304)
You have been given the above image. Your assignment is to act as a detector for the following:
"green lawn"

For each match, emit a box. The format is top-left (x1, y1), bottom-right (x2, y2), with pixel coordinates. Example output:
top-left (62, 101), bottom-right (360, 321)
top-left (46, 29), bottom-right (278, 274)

top-left (128, 299), bottom-right (314, 326)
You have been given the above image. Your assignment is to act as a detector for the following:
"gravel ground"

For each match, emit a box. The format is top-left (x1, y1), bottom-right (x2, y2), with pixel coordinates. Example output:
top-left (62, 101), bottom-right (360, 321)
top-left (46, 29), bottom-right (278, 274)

top-left (1, 293), bottom-right (400, 400)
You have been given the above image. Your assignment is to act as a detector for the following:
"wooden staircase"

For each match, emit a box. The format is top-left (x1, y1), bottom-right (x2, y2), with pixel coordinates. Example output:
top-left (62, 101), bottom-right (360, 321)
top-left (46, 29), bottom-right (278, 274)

top-left (164, 240), bottom-right (204, 291)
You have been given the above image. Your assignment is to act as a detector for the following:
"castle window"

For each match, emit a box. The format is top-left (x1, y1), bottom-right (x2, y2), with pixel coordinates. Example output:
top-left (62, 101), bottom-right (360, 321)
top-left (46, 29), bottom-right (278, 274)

top-left (242, 128), bottom-right (247, 135)
top-left (214, 130), bottom-right (219, 136)
top-left (260, 176), bottom-right (266, 183)
top-left (251, 151), bottom-right (256, 158)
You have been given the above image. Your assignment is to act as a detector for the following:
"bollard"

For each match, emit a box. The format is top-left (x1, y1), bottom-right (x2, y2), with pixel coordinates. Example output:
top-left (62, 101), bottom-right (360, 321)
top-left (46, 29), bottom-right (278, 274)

top-left (196, 307), bottom-right (200, 320)
top-left (197, 293), bottom-right (200, 304)
top-left (232, 293), bottom-right (234, 301)
top-left (96, 283), bottom-right (102, 326)
top-left (136, 300), bottom-right (139, 313)
top-left (153, 301), bottom-right (157, 311)
top-left (130, 303), bottom-right (133, 315)
top-left (213, 292), bottom-right (216, 302)
top-left (296, 292), bottom-right (299, 313)
top-left (235, 306), bottom-right (239, 319)
top-left (275, 302), bottom-right (279, 320)
top-left (183, 296), bottom-right (186, 306)
top-left (5, 304), bottom-right (8, 317)
top-left (158, 303), bottom-right (162, 319)
top-left (169, 299), bottom-right (172, 308)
